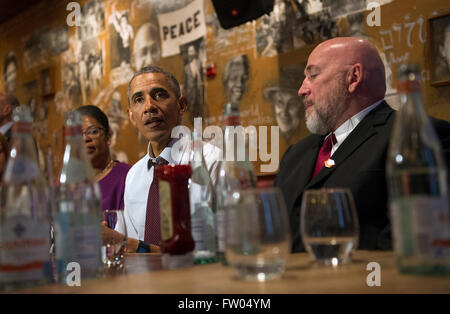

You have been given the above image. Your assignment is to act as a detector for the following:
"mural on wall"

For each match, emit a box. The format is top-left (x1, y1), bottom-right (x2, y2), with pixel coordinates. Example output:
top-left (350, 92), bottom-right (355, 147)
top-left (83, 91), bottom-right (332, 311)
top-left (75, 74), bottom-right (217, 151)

top-left (3, 51), bottom-right (18, 94)
top-left (77, 0), bottom-right (105, 41)
top-left (221, 54), bottom-right (250, 111)
top-left (109, 9), bottom-right (134, 69)
top-left (263, 63), bottom-right (305, 140)
top-left (131, 22), bottom-right (161, 71)
top-left (181, 37), bottom-right (205, 122)
top-left (1, 0), bottom-right (450, 173)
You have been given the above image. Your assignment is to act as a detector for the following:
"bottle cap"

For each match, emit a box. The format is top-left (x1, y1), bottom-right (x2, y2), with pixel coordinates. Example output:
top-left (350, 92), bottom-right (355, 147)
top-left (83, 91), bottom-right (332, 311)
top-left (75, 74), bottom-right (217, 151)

top-left (397, 63), bottom-right (422, 93)
top-left (12, 105), bottom-right (33, 133)
top-left (64, 110), bottom-right (82, 136)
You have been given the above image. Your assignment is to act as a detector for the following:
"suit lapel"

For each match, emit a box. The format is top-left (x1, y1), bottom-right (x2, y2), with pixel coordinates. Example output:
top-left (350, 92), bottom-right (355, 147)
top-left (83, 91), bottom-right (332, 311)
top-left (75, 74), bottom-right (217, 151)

top-left (285, 135), bottom-right (323, 211)
top-left (305, 101), bottom-right (394, 189)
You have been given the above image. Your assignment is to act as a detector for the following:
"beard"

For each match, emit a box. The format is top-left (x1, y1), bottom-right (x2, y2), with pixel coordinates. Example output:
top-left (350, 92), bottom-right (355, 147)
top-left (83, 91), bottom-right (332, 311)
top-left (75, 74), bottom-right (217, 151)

top-left (305, 78), bottom-right (349, 135)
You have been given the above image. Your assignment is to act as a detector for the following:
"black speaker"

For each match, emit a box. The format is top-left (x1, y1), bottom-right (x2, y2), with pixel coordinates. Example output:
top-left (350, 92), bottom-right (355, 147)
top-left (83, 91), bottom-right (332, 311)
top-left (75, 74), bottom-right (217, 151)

top-left (212, 0), bottom-right (274, 30)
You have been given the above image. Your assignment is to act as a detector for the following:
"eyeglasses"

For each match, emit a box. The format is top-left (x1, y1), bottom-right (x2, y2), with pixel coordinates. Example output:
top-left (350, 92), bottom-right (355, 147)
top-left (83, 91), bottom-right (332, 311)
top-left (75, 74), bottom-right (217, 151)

top-left (82, 126), bottom-right (104, 138)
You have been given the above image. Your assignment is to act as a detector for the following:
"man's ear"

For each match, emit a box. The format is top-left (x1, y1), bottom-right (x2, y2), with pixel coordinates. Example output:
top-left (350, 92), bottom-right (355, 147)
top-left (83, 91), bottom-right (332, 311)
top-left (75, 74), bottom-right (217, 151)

top-left (2, 103), bottom-right (11, 116)
top-left (128, 108), bottom-right (137, 127)
top-left (178, 96), bottom-right (188, 115)
top-left (348, 63), bottom-right (363, 93)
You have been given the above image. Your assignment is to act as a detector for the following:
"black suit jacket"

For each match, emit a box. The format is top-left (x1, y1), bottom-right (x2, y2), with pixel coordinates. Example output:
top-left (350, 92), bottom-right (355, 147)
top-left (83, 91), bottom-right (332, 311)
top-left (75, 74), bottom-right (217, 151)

top-left (274, 101), bottom-right (450, 253)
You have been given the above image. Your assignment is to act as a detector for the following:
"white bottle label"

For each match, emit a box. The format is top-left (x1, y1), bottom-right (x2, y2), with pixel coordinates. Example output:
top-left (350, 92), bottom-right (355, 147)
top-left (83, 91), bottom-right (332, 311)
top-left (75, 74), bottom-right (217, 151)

top-left (391, 196), bottom-right (450, 259)
top-left (0, 216), bottom-right (50, 283)
top-left (54, 212), bottom-right (101, 276)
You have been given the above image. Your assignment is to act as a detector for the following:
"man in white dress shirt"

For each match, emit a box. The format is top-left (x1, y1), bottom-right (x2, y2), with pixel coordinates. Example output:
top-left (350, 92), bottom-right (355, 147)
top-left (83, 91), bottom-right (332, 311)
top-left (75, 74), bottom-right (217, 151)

top-left (105, 65), bottom-right (220, 253)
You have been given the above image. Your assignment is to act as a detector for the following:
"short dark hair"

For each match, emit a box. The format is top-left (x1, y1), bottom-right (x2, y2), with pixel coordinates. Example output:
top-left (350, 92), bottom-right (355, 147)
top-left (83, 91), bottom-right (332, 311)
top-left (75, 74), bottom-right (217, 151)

top-left (127, 65), bottom-right (181, 106)
top-left (75, 105), bottom-right (110, 137)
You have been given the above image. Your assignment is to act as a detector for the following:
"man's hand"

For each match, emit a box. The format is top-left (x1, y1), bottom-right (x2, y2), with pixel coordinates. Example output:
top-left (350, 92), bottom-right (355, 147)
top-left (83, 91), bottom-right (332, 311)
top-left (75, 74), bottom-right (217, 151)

top-left (101, 222), bottom-right (160, 253)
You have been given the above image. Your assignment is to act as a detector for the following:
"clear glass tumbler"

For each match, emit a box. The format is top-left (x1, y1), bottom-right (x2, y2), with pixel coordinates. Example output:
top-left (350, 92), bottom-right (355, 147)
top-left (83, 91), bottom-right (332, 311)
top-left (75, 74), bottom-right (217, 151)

top-left (300, 188), bottom-right (359, 266)
top-left (102, 210), bottom-right (127, 273)
top-left (225, 187), bottom-right (290, 281)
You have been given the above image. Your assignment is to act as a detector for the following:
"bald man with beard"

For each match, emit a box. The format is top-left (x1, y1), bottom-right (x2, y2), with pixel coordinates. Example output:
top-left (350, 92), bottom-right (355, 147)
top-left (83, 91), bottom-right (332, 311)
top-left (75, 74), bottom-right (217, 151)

top-left (274, 37), bottom-right (450, 253)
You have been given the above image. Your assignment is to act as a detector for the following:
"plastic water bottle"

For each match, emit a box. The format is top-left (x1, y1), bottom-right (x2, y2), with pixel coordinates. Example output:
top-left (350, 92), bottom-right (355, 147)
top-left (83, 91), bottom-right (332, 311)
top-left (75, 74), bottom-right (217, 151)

top-left (54, 111), bottom-right (103, 283)
top-left (215, 102), bottom-right (257, 265)
top-left (387, 64), bottom-right (450, 275)
top-left (189, 129), bottom-right (217, 264)
top-left (0, 105), bottom-right (52, 291)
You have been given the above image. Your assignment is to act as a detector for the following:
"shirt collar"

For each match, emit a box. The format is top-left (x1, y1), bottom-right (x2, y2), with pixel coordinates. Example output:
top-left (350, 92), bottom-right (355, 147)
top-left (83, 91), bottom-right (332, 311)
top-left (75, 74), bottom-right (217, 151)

top-left (329, 100), bottom-right (383, 155)
top-left (334, 100), bottom-right (383, 139)
top-left (146, 137), bottom-right (180, 166)
top-left (0, 121), bottom-right (13, 135)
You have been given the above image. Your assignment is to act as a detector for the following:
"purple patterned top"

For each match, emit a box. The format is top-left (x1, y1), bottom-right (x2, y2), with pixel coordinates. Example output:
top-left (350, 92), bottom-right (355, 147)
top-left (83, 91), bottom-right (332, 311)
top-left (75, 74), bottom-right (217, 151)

top-left (98, 161), bottom-right (131, 211)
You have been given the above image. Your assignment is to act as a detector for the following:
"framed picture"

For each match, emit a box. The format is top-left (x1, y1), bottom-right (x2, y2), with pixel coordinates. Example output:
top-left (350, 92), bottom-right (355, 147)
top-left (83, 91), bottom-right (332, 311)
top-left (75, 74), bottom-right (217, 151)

top-left (429, 13), bottom-right (450, 86)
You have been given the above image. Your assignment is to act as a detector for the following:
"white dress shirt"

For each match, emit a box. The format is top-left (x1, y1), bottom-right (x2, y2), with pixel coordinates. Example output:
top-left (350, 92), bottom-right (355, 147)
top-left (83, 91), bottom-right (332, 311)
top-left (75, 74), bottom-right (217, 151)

top-left (0, 121), bottom-right (12, 135)
top-left (329, 100), bottom-right (383, 156)
top-left (117, 137), bottom-right (221, 241)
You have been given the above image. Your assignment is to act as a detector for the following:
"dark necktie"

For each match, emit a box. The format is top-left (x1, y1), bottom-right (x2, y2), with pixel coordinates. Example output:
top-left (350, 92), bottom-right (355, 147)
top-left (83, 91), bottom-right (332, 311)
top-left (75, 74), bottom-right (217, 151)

top-left (144, 157), bottom-right (168, 246)
top-left (312, 133), bottom-right (336, 179)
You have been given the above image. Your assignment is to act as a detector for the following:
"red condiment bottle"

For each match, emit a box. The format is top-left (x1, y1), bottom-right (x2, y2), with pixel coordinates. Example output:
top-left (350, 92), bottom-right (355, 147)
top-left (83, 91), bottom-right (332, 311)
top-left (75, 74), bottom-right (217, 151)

top-left (154, 164), bottom-right (195, 269)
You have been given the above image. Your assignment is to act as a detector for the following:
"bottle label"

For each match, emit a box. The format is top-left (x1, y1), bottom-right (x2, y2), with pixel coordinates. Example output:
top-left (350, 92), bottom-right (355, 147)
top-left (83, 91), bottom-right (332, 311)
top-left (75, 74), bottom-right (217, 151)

top-left (65, 126), bottom-right (82, 137)
top-left (12, 121), bottom-right (33, 134)
top-left (159, 180), bottom-right (173, 241)
top-left (64, 158), bottom-right (89, 182)
top-left (5, 155), bottom-right (39, 182)
top-left (191, 205), bottom-right (215, 252)
top-left (54, 211), bottom-right (101, 279)
top-left (397, 81), bottom-right (421, 94)
top-left (390, 196), bottom-right (450, 259)
top-left (0, 216), bottom-right (51, 284)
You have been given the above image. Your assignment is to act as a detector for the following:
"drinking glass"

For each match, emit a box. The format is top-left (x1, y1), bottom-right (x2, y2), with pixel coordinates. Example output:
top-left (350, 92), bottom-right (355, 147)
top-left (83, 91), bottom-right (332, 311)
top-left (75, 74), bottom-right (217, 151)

top-left (300, 188), bottom-right (359, 266)
top-left (225, 187), bottom-right (290, 281)
top-left (102, 210), bottom-right (127, 273)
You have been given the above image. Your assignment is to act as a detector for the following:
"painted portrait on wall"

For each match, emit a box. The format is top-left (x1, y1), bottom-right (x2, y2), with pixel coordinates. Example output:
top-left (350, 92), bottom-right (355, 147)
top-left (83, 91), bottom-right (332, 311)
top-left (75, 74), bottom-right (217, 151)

top-left (429, 13), bottom-right (450, 86)
top-left (181, 37), bottom-right (205, 122)
top-left (3, 51), bottom-right (17, 94)
top-left (263, 63), bottom-right (305, 140)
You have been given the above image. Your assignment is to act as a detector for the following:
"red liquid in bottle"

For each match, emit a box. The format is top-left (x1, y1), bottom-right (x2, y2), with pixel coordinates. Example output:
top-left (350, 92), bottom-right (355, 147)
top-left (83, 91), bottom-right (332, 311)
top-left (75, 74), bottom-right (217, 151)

top-left (154, 164), bottom-right (195, 266)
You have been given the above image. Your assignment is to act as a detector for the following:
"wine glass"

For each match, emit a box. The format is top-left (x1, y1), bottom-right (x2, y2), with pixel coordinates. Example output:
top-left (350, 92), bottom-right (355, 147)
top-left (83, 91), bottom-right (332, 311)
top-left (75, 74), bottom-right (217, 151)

top-left (102, 210), bottom-right (127, 274)
top-left (300, 188), bottom-right (359, 266)
top-left (224, 187), bottom-right (290, 281)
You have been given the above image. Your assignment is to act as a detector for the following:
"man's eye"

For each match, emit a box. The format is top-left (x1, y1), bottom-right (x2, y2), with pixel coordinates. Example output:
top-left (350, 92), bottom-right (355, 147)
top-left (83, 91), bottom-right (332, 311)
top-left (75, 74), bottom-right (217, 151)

top-left (134, 96), bottom-right (144, 104)
top-left (153, 90), bottom-right (168, 100)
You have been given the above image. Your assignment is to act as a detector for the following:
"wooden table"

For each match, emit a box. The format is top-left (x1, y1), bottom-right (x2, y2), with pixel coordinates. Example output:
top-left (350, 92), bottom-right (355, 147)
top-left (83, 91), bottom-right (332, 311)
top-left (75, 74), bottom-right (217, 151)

top-left (13, 250), bottom-right (450, 294)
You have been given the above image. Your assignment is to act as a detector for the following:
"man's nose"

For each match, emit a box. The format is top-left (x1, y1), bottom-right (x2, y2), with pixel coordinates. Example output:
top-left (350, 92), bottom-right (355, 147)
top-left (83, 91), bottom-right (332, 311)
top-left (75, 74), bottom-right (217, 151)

top-left (143, 97), bottom-right (158, 114)
top-left (298, 79), bottom-right (309, 97)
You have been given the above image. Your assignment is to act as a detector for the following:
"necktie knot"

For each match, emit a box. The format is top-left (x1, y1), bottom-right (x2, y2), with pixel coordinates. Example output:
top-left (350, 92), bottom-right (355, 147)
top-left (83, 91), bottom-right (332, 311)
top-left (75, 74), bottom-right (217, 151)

top-left (147, 157), bottom-right (168, 170)
top-left (312, 133), bottom-right (337, 179)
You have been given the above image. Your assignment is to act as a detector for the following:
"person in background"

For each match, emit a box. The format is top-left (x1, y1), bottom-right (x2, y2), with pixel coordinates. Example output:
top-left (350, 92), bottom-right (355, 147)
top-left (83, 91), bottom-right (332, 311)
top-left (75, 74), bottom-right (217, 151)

top-left (274, 37), bottom-right (450, 253)
top-left (0, 92), bottom-right (19, 145)
top-left (0, 133), bottom-right (9, 181)
top-left (75, 105), bottom-right (131, 211)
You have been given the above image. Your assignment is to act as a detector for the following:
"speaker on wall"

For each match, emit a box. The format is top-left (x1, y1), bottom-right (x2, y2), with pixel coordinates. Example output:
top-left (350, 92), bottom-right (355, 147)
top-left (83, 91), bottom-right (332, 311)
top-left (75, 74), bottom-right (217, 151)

top-left (212, 0), bottom-right (274, 30)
